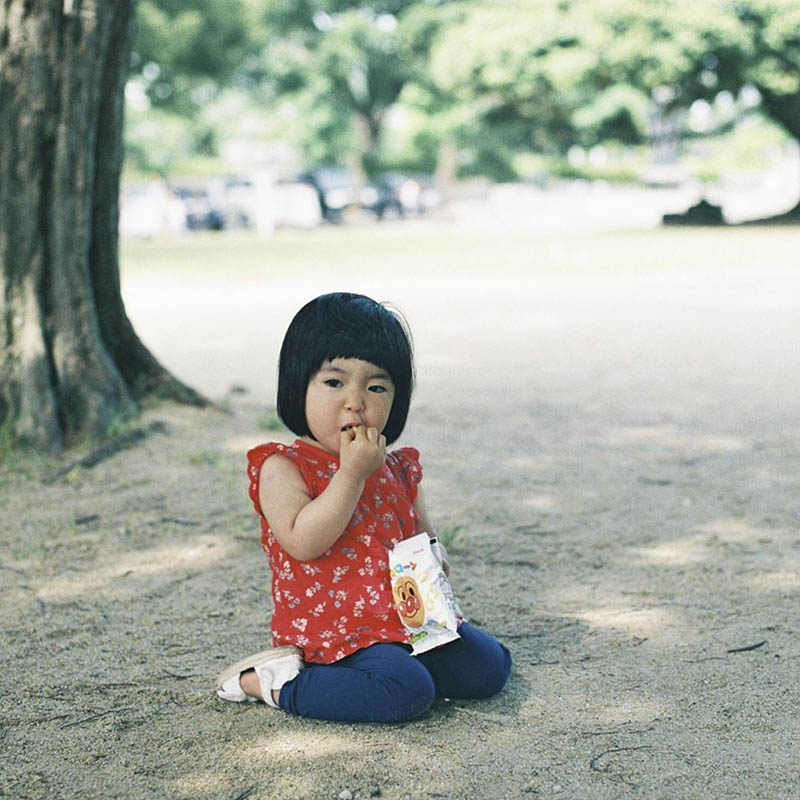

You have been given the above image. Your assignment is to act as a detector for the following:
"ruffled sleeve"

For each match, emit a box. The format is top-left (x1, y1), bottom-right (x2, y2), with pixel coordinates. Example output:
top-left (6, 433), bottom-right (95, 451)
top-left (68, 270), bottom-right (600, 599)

top-left (387, 446), bottom-right (423, 503)
top-left (247, 442), bottom-right (301, 515)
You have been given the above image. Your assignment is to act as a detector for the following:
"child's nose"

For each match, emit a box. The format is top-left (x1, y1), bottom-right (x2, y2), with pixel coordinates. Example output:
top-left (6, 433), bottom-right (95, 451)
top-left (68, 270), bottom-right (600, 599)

top-left (344, 389), bottom-right (366, 411)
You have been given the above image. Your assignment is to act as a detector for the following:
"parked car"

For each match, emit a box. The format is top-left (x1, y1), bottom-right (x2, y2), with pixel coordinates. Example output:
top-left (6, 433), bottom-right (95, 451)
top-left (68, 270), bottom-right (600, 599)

top-left (296, 166), bottom-right (363, 222)
top-left (297, 166), bottom-right (443, 222)
top-left (367, 173), bottom-right (442, 218)
top-left (360, 175), bottom-right (403, 220)
top-left (170, 186), bottom-right (225, 231)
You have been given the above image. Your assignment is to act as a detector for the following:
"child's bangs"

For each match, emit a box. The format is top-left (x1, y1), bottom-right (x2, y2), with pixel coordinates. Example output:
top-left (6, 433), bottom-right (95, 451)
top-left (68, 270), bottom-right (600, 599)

top-left (320, 340), bottom-right (394, 377)
top-left (313, 312), bottom-right (409, 381)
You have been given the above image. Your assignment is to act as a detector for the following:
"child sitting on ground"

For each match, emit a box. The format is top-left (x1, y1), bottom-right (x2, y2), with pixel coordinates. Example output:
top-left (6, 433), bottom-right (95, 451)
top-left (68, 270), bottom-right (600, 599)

top-left (217, 292), bottom-right (511, 722)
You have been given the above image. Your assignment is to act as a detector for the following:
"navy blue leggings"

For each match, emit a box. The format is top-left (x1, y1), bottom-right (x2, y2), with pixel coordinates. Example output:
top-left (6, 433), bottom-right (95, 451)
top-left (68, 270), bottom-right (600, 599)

top-left (278, 622), bottom-right (511, 723)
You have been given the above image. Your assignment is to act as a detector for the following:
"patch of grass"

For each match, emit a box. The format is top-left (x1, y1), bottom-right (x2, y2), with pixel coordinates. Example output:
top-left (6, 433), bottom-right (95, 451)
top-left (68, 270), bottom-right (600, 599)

top-left (187, 450), bottom-right (221, 467)
top-left (121, 223), bottom-right (799, 282)
top-left (10, 538), bottom-right (49, 561)
top-left (258, 408), bottom-right (285, 433)
top-left (0, 446), bottom-right (54, 490)
top-left (102, 409), bottom-right (139, 441)
top-left (437, 523), bottom-right (462, 550)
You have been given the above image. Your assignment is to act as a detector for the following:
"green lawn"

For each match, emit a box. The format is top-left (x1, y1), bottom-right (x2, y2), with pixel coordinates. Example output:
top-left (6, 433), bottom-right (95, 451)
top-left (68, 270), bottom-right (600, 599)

top-left (121, 223), bottom-right (797, 280)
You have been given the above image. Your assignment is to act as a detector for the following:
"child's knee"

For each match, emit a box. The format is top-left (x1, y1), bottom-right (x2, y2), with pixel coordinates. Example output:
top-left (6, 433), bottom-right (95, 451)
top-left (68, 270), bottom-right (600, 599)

top-left (459, 638), bottom-right (512, 700)
top-left (381, 665), bottom-right (435, 722)
top-left (476, 642), bottom-right (512, 698)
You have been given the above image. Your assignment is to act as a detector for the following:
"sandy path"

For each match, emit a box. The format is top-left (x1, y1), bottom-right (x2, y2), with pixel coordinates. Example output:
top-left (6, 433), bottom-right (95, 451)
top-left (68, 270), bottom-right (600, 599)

top-left (2, 235), bottom-right (800, 799)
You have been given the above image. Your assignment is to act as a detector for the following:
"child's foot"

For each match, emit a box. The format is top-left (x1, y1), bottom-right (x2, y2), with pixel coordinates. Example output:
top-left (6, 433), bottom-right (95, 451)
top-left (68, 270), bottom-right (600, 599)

top-left (236, 668), bottom-right (282, 706)
top-left (216, 646), bottom-right (303, 708)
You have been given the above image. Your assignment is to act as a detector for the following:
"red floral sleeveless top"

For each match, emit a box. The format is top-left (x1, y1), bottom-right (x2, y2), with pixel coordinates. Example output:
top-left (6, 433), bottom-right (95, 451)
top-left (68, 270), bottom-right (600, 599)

top-left (247, 439), bottom-right (423, 664)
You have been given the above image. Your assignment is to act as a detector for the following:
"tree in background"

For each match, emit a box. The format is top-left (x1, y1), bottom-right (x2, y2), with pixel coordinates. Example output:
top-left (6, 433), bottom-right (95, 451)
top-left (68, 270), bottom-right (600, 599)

top-left (0, 1), bottom-right (202, 451)
top-left (605, 0), bottom-right (800, 212)
top-left (251, 0), bottom-right (463, 174)
top-left (126, 0), bottom-right (257, 174)
top-left (429, 0), bottom-right (800, 181)
top-left (428, 0), bottom-right (651, 178)
top-left (123, 0), bottom-right (799, 182)
top-left (132, 0), bottom-right (253, 112)
top-left (598, 0), bottom-right (800, 142)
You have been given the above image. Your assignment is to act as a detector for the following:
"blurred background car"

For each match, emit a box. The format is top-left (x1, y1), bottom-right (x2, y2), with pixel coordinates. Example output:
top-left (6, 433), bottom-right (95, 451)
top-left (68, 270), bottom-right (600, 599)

top-left (297, 166), bottom-right (443, 222)
top-left (171, 186), bottom-right (225, 231)
top-left (296, 166), bottom-right (363, 222)
top-left (366, 173), bottom-right (442, 219)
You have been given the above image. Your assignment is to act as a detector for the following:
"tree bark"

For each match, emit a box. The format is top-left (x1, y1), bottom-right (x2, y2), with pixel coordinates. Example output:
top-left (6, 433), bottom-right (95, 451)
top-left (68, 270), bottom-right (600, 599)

top-left (1, 0), bottom-right (204, 451)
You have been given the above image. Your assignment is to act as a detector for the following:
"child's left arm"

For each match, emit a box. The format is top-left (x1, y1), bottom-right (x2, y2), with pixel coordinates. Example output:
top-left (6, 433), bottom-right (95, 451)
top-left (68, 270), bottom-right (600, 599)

top-left (413, 485), bottom-right (450, 575)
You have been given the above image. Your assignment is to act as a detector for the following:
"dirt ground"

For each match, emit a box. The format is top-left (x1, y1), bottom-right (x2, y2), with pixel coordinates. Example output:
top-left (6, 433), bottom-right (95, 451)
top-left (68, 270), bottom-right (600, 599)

top-left (2, 230), bottom-right (800, 799)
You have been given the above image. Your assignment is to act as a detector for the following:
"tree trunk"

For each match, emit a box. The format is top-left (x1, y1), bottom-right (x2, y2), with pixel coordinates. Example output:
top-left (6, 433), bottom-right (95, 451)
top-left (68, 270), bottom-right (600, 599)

top-left (757, 86), bottom-right (800, 144)
top-left (0, 0), bottom-right (204, 452)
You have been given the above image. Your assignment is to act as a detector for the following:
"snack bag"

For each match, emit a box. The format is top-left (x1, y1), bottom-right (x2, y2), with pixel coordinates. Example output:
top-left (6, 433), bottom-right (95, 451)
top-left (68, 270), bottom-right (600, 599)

top-left (389, 532), bottom-right (462, 654)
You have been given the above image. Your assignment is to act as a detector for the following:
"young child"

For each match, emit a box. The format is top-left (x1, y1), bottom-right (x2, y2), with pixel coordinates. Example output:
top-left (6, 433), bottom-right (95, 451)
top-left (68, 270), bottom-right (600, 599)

top-left (216, 292), bottom-right (511, 723)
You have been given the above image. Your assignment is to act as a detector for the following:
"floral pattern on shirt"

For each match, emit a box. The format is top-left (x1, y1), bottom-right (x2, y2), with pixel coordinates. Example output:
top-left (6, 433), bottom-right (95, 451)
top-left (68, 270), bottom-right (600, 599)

top-left (247, 439), bottom-right (422, 664)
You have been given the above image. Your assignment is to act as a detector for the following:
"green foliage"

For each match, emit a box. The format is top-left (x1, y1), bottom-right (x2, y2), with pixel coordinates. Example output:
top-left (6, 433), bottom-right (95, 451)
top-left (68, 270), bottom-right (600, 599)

top-left (684, 111), bottom-right (792, 182)
top-left (126, 0), bottom-right (800, 181)
top-left (380, 127), bottom-right (440, 174)
top-left (429, 0), bottom-right (800, 164)
top-left (590, 0), bottom-right (800, 140)
top-left (544, 159), bottom-right (642, 184)
top-left (124, 107), bottom-right (223, 177)
top-left (248, 1), bottom-right (465, 170)
top-left (273, 91), bottom-right (360, 167)
top-left (132, 0), bottom-right (258, 113)
top-left (572, 85), bottom-right (650, 147)
top-left (430, 1), bottom-right (616, 155)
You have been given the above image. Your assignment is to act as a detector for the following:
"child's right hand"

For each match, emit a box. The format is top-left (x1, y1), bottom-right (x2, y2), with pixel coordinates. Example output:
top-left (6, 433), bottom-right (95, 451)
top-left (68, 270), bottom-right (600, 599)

top-left (339, 425), bottom-right (386, 482)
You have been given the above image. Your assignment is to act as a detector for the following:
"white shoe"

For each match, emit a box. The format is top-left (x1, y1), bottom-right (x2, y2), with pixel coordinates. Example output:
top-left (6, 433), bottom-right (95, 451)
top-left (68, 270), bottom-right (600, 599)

top-left (216, 646), bottom-right (303, 708)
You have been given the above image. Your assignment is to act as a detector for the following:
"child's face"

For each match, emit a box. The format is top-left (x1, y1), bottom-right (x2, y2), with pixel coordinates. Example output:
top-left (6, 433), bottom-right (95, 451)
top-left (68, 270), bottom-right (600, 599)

top-left (304, 358), bottom-right (395, 456)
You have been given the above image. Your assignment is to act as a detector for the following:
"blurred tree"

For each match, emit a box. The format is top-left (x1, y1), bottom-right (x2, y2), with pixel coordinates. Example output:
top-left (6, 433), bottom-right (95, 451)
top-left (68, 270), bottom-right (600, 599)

top-left (593, 0), bottom-right (800, 140)
top-left (429, 0), bottom-right (650, 176)
top-left (251, 0), bottom-right (464, 173)
top-left (1, 1), bottom-right (203, 451)
top-left (132, 0), bottom-right (256, 114)
top-left (125, 0), bottom-right (800, 182)
top-left (595, 0), bottom-right (800, 214)
top-left (124, 0), bottom-right (261, 174)
top-left (430, 0), bottom-right (800, 179)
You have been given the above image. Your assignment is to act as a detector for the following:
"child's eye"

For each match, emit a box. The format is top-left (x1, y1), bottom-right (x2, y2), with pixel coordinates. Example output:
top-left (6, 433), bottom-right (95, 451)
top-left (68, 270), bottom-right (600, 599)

top-left (324, 379), bottom-right (343, 388)
top-left (369, 385), bottom-right (388, 394)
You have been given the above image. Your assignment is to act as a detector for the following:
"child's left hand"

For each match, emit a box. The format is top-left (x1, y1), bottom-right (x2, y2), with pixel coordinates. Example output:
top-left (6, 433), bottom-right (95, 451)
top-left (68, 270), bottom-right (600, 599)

top-left (338, 424), bottom-right (387, 482)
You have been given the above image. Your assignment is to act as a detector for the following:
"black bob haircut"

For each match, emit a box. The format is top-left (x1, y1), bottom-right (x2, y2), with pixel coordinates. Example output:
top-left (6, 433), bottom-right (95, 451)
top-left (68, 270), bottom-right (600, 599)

top-left (277, 292), bottom-right (414, 445)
